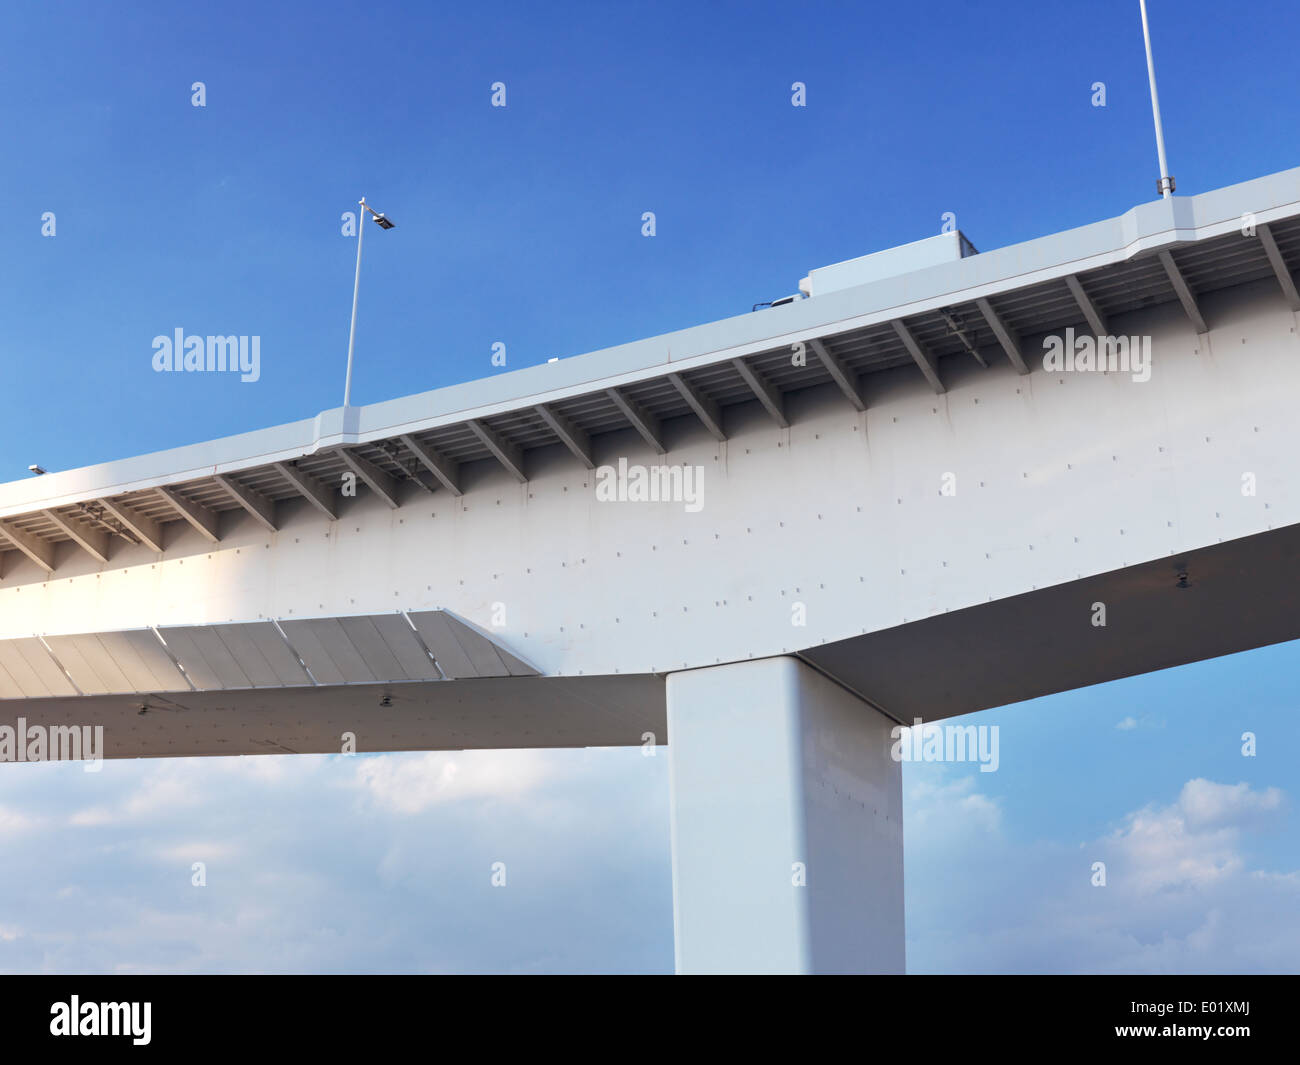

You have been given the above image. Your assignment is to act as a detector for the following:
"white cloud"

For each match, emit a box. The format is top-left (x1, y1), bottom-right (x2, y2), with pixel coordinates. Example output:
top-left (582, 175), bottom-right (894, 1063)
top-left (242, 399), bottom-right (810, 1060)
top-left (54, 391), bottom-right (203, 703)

top-left (153, 841), bottom-right (239, 863)
top-left (68, 806), bottom-right (113, 827)
top-left (906, 772), bottom-right (1300, 974)
top-left (354, 750), bottom-right (555, 813)
top-left (1176, 778), bottom-right (1284, 829)
top-left (907, 774), bottom-right (1001, 837)
top-left (0, 747), bottom-right (671, 974)
top-left (1107, 779), bottom-right (1286, 893)
top-left (1114, 715), bottom-right (1164, 731)
top-left (1110, 797), bottom-right (1241, 892)
top-left (0, 804), bottom-right (36, 834)
top-left (122, 771), bottom-right (199, 817)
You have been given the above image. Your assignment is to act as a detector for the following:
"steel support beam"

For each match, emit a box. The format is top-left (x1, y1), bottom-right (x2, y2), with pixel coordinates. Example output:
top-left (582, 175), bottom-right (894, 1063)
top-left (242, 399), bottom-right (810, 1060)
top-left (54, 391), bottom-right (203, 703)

top-left (605, 388), bottom-right (667, 454)
top-left (273, 462), bottom-right (338, 520)
top-left (398, 434), bottom-right (462, 496)
top-left (466, 419), bottom-right (528, 482)
top-left (890, 319), bottom-right (945, 394)
top-left (40, 509), bottom-right (110, 563)
top-left (156, 486), bottom-right (221, 543)
top-left (667, 373), bottom-right (726, 441)
top-left (99, 498), bottom-right (164, 552)
top-left (730, 358), bottom-right (789, 428)
top-left (1258, 224), bottom-right (1300, 311)
top-left (214, 474), bottom-right (279, 532)
top-left (337, 449), bottom-right (401, 509)
top-left (808, 339), bottom-right (866, 412)
top-left (0, 520), bottom-right (56, 573)
top-left (975, 297), bottom-right (1030, 374)
top-left (1066, 275), bottom-right (1109, 336)
top-left (534, 404), bottom-right (595, 469)
top-left (1158, 250), bottom-right (1209, 334)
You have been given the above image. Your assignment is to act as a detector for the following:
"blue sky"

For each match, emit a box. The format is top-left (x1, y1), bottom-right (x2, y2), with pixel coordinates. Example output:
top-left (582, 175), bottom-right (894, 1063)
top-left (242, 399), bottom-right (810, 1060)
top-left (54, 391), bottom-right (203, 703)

top-left (1, 0), bottom-right (1297, 973)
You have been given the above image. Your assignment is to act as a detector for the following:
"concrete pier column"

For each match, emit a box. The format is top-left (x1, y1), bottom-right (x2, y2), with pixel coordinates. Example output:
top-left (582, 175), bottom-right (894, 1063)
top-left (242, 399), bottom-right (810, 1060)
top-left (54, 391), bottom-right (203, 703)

top-left (666, 656), bottom-right (904, 974)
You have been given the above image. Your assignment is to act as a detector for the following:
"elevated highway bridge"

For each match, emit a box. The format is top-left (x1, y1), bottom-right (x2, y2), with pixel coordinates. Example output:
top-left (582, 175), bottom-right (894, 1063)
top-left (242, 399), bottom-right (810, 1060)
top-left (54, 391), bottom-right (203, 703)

top-left (3, 166), bottom-right (1299, 972)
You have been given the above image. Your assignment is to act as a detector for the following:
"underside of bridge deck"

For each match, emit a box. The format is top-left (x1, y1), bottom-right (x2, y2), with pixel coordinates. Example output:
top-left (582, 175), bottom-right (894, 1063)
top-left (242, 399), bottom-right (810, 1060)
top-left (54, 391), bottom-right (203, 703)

top-left (804, 520), bottom-right (1300, 724)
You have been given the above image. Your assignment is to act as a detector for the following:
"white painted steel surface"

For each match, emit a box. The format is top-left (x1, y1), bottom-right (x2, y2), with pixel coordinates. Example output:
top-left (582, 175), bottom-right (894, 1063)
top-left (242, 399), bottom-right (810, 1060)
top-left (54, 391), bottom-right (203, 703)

top-left (668, 657), bottom-right (903, 974)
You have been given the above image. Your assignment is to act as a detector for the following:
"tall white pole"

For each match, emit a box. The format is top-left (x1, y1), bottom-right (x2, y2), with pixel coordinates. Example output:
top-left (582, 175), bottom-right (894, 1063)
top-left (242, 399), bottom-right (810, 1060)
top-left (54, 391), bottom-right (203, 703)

top-left (343, 196), bottom-right (367, 408)
top-left (1139, 0), bottom-right (1174, 198)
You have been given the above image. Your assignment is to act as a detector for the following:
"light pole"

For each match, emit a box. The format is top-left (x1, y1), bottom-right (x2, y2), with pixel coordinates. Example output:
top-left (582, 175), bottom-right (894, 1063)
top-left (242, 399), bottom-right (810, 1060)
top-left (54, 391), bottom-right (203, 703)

top-left (343, 197), bottom-right (396, 408)
top-left (1139, 0), bottom-right (1175, 199)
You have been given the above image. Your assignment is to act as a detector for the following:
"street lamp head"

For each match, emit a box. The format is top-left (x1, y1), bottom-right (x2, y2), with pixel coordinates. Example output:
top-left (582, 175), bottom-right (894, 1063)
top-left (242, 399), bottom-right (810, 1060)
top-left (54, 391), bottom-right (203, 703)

top-left (372, 213), bottom-right (395, 230)
top-left (28, 464), bottom-right (46, 476)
